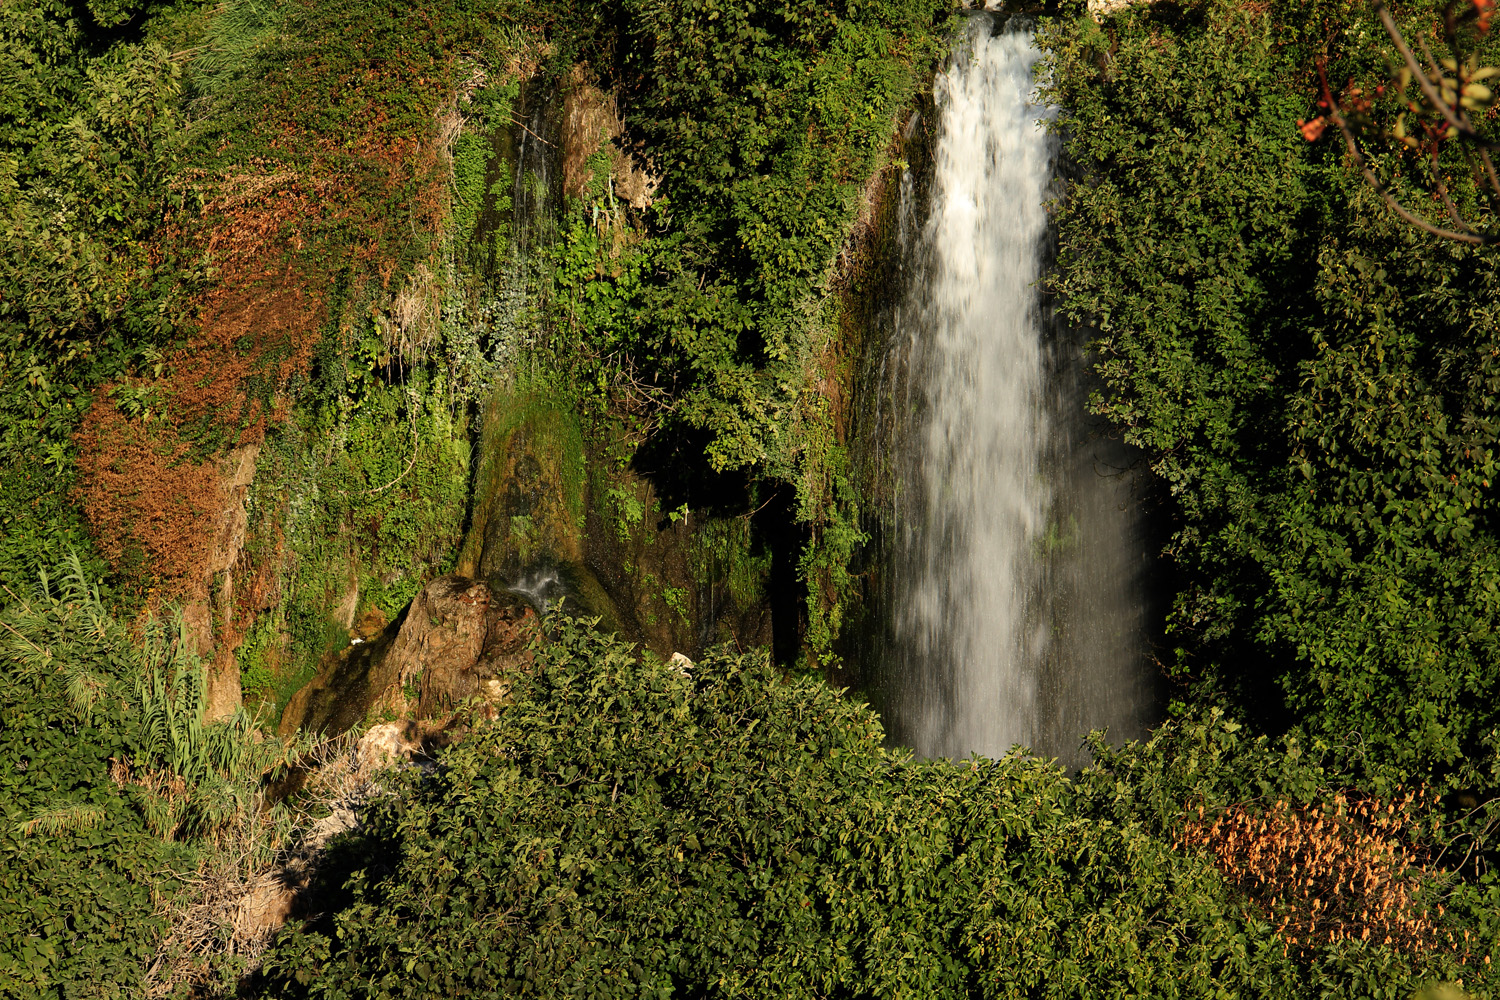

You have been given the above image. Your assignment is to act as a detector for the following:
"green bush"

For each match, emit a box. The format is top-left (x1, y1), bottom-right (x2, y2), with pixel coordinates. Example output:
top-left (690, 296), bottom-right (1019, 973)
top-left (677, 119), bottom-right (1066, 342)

top-left (256, 618), bottom-right (1486, 998)
top-left (1040, 0), bottom-right (1500, 780)
top-left (0, 557), bottom-right (299, 996)
top-left (0, 2), bottom-right (194, 597)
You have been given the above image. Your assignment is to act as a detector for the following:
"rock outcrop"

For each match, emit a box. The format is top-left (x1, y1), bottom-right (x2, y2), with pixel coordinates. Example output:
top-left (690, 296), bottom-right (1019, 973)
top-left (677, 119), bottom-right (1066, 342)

top-left (279, 575), bottom-right (535, 738)
top-left (1087, 0), bottom-right (1155, 19)
top-left (388, 575), bottom-right (536, 717)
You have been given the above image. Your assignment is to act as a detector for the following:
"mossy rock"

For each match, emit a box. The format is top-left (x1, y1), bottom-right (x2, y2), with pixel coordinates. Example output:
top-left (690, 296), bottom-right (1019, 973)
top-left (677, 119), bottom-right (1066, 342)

top-left (459, 385), bottom-right (587, 582)
top-left (278, 576), bottom-right (537, 738)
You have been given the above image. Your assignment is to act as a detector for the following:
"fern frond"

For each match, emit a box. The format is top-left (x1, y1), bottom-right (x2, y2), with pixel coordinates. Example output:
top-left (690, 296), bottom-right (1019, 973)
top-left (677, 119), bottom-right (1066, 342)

top-left (0, 614), bottom-right (52, 670)
top-left (7, 555), bottom-right (292, 849)
top-left (18, 801), bottom-right (108, 837)
top-left (64, 667), bottom-right (111, 718)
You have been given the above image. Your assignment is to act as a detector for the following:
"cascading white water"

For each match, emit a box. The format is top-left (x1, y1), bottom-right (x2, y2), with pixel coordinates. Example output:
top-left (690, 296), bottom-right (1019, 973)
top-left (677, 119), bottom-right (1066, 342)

top-left (903, 18), bottom-right (1056, 757)
top-left (864, 15), bottom-right (1157, 765)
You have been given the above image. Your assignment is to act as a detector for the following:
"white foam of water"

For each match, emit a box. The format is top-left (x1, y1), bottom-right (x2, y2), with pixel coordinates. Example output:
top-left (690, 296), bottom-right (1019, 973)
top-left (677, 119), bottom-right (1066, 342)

top-left (886, 20), bottom-right (1058, 759)
top-left (870, 18), bottom-right (1159, 765)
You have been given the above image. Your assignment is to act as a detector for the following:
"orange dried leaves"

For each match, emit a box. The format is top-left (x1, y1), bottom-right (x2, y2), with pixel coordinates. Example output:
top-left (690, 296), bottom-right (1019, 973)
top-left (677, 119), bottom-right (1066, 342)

top-left (1177, 791), bottom-right (1453, 957)
top-left (73, 271), bottom-right (320, 596)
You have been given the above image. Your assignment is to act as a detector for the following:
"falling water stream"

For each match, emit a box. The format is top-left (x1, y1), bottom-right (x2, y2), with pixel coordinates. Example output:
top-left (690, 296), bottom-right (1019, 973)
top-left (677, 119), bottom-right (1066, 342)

top-left (860, 15), bottom-right (1159, 767)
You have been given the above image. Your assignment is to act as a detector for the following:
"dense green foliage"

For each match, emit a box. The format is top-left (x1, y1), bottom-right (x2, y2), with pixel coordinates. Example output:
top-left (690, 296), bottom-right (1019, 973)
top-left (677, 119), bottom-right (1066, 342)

top-left (0, 0), bottom-right (951, 640)
top-left (1041, 0), bottom-right (1500, 781)
top-left (531, 0), bottom-right (954, 652)
top-left (585, 0), bottom-right (949, 474)
top-left (0, 0), bottom-right (544, 659)
top-left (0, 559), bottom-right (296, 996)
top-left (0, 0), bottom-right (186, 361)
top-left (237, 371), bottom-right (474, 716)
top-left (257, 618), bottom-right (1491, 998)
top-left (10, 0), bottom-right (1500, 990)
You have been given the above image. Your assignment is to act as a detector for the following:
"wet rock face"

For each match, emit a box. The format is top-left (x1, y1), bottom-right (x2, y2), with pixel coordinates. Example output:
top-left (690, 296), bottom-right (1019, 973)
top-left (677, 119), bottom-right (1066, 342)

top-left (463, 401), bottom-right (587, 582)
top-left (279, 575), bottom-right (536, 738)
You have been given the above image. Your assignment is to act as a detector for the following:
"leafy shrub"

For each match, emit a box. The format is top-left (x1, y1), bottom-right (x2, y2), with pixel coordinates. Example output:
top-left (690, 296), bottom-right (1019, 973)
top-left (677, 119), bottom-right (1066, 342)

top-left (0, 557), bottom-right (300, 996)
top-left (1040, 0), bottom-right (1500, 779)
top-left (2, 38), bottom-right (185, 359)
top-left (257, 619), bottom-right (1488, 998)
top-left (0, 7), bottom-right (193, 598)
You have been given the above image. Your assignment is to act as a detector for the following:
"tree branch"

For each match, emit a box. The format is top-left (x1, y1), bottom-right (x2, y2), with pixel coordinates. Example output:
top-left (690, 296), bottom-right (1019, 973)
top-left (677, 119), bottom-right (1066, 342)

top-left (1376, 1), bottom-right (1475, 137)
top-left (1478, 144), bottom-right (1500, 197)
top-left (1325, 88), bottom-right (1488, 243)
top-left (1318, 8), bottom-right (1497, 244)
top-left (1431, 143), bottom-right (1475, 229)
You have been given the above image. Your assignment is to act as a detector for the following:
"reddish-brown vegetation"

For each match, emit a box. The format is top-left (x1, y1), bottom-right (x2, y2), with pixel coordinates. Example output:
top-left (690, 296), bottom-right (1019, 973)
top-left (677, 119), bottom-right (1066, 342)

top-left (73, 409), bottom-right (221, 587)
top-left (1177, 791), bottom-right (1467, 957)
top-left (73, 0), bottom-right (461, 616)
top-left (74, 124), bottom-right (442, 601)
top-left (73, 265), bottom-right (322, 595)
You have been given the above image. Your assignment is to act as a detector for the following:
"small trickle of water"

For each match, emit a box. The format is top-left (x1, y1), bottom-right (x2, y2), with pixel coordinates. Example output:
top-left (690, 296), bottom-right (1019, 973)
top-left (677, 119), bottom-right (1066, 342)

top-left (865, 16), bottom-right (1157, 765)
top-left (507, 565), bottom-right (568, 616)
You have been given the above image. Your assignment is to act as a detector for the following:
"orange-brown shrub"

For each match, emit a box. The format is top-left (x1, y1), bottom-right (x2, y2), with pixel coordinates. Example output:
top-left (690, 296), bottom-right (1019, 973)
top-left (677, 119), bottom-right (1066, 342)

top-left (73, 269), bottom-right (321, 597)
top-left (1177, 791), bottom-right (1465, 956)
top-left (73, 402), bottom-right (221, 588)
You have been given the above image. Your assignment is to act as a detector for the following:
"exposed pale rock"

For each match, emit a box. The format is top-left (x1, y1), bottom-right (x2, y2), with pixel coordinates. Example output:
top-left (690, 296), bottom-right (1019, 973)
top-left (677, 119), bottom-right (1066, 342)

top-left (200, 441), bottom-right (262, 721)
top-left (1087, 0), bottom-right (1154, 19)
top-left (481, 677), bottom-right (513, 703)
top-left (355, 720), bottom-right (426, 773)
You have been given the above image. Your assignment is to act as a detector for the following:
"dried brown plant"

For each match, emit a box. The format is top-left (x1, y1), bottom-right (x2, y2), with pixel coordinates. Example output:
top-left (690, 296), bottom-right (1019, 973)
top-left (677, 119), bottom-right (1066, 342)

top-left (1177, 791), bottom-right (1468, 957)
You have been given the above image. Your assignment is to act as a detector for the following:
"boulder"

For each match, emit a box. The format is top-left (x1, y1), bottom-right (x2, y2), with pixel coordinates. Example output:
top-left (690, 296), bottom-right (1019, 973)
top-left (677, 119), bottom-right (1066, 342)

top-left (279, 575), bottom-right (535, 738)
top-left (386, 576), bottom-right (536, 717)
top-left (1087, 0), bottom-right (1155, 19)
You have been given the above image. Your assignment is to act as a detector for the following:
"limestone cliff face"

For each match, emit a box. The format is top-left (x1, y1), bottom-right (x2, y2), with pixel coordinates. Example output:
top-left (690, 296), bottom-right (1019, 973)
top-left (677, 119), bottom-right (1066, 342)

top-left (202, 442), bottom-right (262, 720)
top-left (265, 57), bottom-right (780, 733)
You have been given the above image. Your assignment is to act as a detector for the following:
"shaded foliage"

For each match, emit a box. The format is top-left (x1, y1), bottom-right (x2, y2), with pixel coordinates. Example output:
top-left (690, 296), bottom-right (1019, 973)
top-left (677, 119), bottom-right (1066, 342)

top-left (605, 0), bottom-right (951, 473)
top-left (1041, 0), bottom-right (1500, 780)
top-left (525, 0), bottom-right (953, 658)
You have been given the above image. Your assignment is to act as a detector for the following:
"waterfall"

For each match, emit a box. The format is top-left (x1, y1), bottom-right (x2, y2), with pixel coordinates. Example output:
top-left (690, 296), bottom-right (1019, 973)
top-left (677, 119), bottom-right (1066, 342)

top-left (861, 15), bottom-right (1158, 765)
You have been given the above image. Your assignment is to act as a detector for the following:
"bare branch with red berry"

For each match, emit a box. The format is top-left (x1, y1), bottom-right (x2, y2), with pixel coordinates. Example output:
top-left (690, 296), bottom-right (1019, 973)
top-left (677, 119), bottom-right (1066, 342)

top-left (1302, 0), bottom-right (1500, 244)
